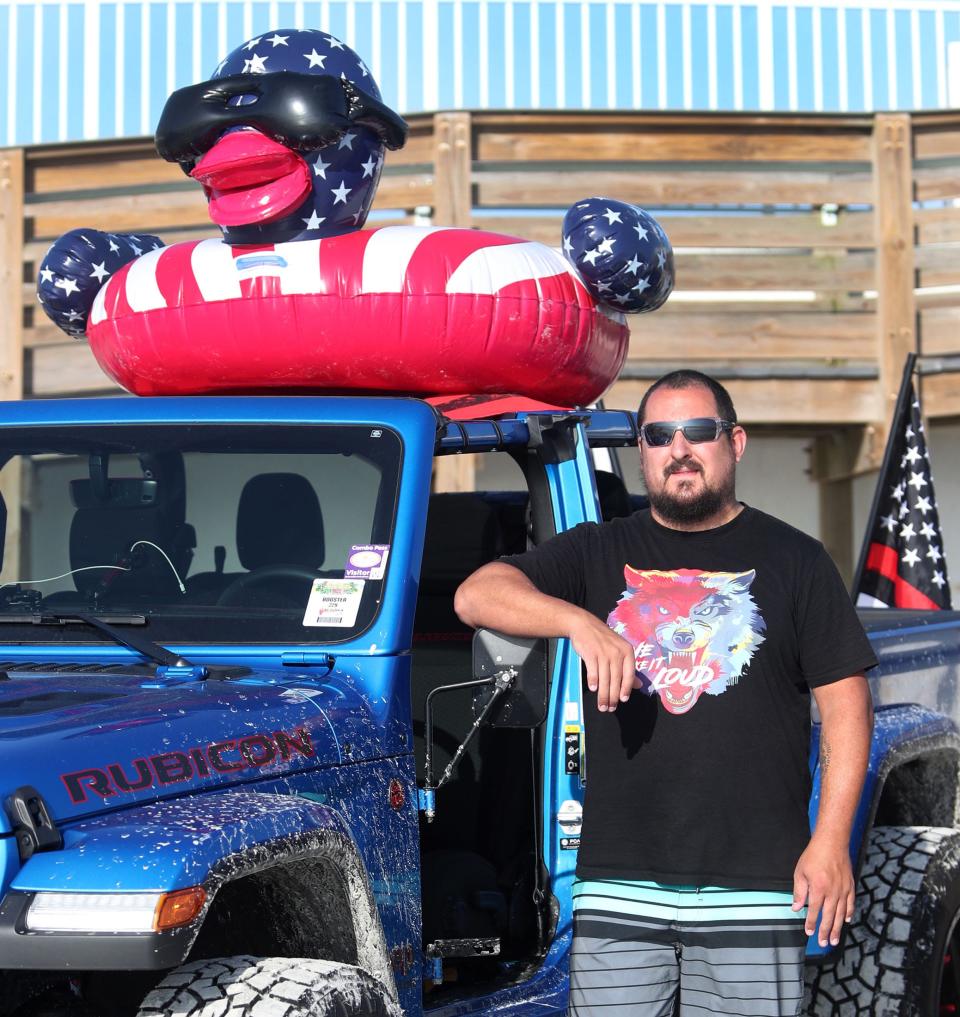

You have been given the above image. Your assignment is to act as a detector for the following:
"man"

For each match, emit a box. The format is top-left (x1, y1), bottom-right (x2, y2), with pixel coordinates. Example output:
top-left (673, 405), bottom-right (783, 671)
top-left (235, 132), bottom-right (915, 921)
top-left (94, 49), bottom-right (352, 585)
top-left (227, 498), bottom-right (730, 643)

top-left (454, 370), bottom-right (875, 1016)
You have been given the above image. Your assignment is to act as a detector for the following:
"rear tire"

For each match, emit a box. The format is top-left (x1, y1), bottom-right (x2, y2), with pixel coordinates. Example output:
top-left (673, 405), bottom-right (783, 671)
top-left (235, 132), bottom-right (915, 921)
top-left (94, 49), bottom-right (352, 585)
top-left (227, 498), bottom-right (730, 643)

top-left (136, 956), bottom-right (400, 1017)
top-left (805, 825), bottom-right (960, 1017)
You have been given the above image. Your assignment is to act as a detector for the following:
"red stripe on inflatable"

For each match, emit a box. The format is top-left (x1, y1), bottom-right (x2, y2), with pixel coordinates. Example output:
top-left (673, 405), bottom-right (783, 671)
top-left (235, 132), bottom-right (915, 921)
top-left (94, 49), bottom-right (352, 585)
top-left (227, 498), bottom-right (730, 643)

top-left (864, 542), bottom-right (940, 610)
top-left (239, 275), bottom-right (282, 300)
top-left (154, 241), bottom-right (204, 307)
top-left (321, 229), bottom-right (377, 296)
top-left (404, 229), bottom-right (520, 294)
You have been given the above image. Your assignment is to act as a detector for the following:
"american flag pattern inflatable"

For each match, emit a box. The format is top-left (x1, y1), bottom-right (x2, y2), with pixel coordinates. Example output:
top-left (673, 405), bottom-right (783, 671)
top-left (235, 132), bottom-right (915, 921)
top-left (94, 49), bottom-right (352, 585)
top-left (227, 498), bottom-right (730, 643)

top-left (86, 225), bottom-right (630, 404)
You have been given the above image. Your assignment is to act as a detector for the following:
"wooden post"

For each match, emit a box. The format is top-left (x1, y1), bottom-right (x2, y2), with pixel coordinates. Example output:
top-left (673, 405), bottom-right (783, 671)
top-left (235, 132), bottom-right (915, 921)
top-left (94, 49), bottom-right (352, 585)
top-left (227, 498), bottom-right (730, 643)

top-left (0, 149), bottom-right (24, 583)
top-left (872, 113), bottom-right (917, 436)
top-left (431, 113), bottom-right (476, 491)
top-left (818, 474), bottom-right (855, 585)
top-left (432, 112), bottom-right (472, 228)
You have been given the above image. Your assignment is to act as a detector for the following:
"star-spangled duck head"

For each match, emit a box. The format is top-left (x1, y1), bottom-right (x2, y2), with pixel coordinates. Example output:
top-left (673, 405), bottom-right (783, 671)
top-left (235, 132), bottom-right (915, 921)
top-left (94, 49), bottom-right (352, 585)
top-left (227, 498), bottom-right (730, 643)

top-left (155, 29), bottom-right (407, 244)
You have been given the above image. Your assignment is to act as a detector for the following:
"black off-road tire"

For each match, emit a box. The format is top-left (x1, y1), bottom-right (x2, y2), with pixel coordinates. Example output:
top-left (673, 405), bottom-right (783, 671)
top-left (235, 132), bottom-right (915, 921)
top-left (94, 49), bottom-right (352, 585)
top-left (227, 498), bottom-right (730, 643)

top-left (136, 956), bottom-right (401, 1017)
top-left (805, 825), bottom-right (960, 1017)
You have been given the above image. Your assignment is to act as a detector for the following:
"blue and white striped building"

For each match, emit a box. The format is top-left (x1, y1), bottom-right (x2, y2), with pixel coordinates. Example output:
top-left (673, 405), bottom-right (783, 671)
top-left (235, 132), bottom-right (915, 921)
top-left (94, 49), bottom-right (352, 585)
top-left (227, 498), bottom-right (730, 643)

top-left (6, 0), bottom-right (960, 147)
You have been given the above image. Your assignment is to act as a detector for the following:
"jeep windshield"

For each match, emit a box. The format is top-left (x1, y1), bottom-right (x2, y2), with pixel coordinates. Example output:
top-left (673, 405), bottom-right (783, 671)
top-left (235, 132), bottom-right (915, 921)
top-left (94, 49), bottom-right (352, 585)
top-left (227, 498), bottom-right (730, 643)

top-left (0, 423), bottom-right (401, 645)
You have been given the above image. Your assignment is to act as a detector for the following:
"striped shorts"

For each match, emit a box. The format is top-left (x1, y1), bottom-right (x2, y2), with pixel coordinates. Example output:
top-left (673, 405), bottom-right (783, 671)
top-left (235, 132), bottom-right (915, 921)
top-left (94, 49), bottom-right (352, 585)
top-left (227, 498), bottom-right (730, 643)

top-left (569, 879), bottom-right (808, 1017)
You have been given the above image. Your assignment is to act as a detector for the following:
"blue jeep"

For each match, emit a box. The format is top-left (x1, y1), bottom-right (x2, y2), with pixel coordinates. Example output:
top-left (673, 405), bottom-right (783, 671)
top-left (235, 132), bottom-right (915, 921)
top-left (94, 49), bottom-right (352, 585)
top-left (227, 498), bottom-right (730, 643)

top-left (0, 395), bottom-right (957, 1017)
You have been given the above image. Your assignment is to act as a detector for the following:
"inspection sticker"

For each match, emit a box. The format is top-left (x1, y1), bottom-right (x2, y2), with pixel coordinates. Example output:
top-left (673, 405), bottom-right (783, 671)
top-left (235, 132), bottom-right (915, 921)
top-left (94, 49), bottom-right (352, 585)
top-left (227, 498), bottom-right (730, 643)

top-left (303, 578), bottom-right (365, 627)
top-left (345, 544), bottom-right (390, 580)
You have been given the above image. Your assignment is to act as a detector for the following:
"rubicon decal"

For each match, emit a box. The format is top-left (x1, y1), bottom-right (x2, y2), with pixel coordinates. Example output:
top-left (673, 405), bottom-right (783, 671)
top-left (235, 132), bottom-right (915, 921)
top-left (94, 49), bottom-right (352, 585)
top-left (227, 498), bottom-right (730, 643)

top-left (61, 727), bottom-right (315, 805)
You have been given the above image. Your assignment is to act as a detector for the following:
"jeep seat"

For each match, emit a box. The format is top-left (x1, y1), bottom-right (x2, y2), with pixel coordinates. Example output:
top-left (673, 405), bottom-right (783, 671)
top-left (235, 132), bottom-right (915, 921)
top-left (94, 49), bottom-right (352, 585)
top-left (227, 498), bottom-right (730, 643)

top-left (186, 472), bottom-right (324, 604)
top-left (62, 452), bottom-right (195, 602)
top-left (236, 472), bottom-right (325, 572)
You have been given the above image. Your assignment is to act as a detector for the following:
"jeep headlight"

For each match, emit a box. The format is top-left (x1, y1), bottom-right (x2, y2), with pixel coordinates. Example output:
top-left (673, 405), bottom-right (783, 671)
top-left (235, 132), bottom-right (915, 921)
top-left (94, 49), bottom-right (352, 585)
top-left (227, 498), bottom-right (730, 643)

top-left (24, 887), bottom-right (205, 932)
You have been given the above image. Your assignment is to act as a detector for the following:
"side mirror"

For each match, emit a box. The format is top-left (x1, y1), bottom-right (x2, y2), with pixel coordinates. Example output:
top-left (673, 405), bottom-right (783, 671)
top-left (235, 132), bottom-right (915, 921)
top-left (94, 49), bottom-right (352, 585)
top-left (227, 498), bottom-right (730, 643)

top-left (471, 629), bottom-right (549, 729)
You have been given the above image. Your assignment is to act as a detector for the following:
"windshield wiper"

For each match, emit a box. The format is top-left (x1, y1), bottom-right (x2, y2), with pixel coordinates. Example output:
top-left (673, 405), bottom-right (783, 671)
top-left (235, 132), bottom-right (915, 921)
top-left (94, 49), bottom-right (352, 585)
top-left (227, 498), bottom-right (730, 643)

top-left (75, 610), bottom-right (202, 675)
top-left (0, 612), bottom-right (202, 674)
top-left (0, 613), bottom-right (147, 625)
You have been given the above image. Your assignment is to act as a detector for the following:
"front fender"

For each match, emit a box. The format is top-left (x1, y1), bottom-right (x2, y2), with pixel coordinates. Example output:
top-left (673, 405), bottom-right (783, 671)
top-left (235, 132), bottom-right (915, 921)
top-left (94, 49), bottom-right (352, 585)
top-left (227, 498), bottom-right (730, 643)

top-left (1, 789), bottom-right (396, 994)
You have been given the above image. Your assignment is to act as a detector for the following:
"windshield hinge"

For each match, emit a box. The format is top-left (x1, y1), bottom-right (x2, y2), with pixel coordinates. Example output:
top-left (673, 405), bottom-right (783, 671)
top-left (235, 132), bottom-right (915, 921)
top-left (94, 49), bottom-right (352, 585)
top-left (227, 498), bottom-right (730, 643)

top-left (280, 651), bottom-right (335, 672)
top-left (5, 785), bottom-right (62, 862)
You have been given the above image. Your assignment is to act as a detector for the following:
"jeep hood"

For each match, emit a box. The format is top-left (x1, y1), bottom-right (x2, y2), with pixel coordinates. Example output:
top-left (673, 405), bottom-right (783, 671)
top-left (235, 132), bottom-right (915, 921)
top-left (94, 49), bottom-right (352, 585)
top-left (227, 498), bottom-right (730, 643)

top-left (0, 666), bottom-right (382, 825)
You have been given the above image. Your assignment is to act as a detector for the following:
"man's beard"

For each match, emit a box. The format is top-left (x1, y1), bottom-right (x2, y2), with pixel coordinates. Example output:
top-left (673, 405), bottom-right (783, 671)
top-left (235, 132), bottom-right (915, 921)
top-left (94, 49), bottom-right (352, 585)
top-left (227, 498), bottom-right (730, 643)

top-left (644, 458), bottom-right (736, 526)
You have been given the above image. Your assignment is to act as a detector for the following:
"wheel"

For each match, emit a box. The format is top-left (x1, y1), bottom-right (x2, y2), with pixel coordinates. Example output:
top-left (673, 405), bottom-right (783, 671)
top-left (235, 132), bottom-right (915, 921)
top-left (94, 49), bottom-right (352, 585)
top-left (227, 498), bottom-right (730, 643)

top-left (805, 826), bottom-right (960, 1017)
top-left (136, 956), bottom-right (399, 1016)
top-left (216, 566), bottom-right (318, 607)
top-left (136, 956), bottom-right (401, 1017)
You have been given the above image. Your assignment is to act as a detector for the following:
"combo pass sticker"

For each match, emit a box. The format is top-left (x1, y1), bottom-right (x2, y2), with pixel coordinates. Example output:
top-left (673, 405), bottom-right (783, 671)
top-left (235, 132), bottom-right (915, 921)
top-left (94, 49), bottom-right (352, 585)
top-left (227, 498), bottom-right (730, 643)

top-left (345, 544), bottom-right (390, 580)
top-left (303, 578), bottom-right (365, 627)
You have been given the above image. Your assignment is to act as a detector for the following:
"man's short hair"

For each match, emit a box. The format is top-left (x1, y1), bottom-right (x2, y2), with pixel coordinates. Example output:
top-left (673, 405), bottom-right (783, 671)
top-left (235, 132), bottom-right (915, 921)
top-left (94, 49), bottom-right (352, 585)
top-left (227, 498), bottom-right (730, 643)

top-left (637, 369), bottom-right (738, 426)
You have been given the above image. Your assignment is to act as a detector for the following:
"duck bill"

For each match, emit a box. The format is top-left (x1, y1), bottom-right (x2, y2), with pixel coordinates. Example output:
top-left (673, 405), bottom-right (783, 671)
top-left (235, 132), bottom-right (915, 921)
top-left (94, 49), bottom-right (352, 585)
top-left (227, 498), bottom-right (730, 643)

top-left (191, 129), bottom-right (312, 227)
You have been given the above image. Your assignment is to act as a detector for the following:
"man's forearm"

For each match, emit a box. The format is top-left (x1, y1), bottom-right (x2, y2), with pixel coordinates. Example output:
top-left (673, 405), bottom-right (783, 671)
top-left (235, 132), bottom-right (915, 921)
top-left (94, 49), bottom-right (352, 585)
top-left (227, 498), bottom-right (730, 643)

top-left (454, 561), bottom-right (584, 637)
top-left (811, 675), bottom-right (873, 845)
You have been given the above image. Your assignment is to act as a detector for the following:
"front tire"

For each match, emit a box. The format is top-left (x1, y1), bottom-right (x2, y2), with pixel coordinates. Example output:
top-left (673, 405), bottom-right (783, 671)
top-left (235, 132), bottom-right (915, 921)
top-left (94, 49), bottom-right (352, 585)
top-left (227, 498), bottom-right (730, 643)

top-left (805, 825), bottom-right (960, 1017)
top-left (136, 956), bottom-right (400, 1017)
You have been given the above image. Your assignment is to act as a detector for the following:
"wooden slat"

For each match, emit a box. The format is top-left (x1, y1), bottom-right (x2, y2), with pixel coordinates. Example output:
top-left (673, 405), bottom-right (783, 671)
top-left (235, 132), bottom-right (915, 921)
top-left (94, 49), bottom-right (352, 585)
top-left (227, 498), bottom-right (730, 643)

top-left (672, 250), bottom-right (874, 291)
top-left (23, 322), bottom-right (71, 348)
top-left (913, 162), bottom-right (960, 201)
top-left (916, 242), bottom-right (960, 288)
top-left (921, 370), bottom-right (960, 418)
top-left (28, 144), bottom-right (175, 194)
top-left (607, 377), bottom-right (880, 424)
top-left (475, 169), bottom-right (875, 208)
top-left (627, 312), bottom-right (877, 360)
top-left (916, 205), bottom-right (960, 245)
top-left (475, 128), bottom-right (873, 165)
top-left (370, 172), bottom-right (435, 210)
top-left (24, 173), bottom-right (434, 238)
top-left (920, 306), bottom-right (960, 354)
top-left (656, 293), bottom-right (875, 313)
top-left (27, 342), bottom-right (121, 396)
top-left (386, 127), bottom-right (435, 167)
top-left (473, 210), bottom-right (875, 249)
top-left (914, 128), bottom-right (960, 160)
top-left (471, 110), bottom-right (875, 133)
top-left (26, 188), bottom-right (210, 238)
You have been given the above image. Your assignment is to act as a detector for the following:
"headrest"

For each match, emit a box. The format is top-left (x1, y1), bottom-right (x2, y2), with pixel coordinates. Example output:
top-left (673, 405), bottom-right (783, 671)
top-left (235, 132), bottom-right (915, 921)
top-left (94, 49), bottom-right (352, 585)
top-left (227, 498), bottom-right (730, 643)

top-left (420, 493), bottom-right (504, 593)
top-left (69, 452), bottom-right (192, 597)
top-left (236, 473), bottom-right (324, 571)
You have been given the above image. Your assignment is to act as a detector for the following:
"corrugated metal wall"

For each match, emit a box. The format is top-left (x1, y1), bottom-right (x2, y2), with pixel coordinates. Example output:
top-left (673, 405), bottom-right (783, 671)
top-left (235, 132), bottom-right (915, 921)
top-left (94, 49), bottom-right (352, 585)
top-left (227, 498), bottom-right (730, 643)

top-left (6, 0), bottom-right (960, 146)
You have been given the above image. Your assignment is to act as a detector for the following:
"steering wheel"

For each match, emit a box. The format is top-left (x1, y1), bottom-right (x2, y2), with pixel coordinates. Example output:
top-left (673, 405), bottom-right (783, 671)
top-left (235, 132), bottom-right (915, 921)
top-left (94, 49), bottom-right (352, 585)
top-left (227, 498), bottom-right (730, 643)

top-left (216, 565), bottom-right (319, 607)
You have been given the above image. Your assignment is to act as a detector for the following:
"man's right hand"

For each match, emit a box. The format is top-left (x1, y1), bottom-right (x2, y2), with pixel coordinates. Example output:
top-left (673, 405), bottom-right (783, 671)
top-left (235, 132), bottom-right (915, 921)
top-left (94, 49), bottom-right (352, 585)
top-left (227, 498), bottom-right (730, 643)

top-left (568, 613), bottom-right (638, 712)
top-left (455, 561), bottom-right (638, 712)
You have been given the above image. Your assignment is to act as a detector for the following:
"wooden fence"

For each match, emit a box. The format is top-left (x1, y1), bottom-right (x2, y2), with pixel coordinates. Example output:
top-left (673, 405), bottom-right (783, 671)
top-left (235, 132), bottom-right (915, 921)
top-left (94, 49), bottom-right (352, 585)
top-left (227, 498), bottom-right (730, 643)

top-left (2, 109), bottom-right (960, 572)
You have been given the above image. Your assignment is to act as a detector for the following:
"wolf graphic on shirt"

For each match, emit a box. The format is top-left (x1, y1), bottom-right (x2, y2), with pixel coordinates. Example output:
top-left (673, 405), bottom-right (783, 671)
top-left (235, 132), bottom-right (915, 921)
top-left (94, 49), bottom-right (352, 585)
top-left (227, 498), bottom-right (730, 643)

top-left (607, 567), bottom-right (766, 715)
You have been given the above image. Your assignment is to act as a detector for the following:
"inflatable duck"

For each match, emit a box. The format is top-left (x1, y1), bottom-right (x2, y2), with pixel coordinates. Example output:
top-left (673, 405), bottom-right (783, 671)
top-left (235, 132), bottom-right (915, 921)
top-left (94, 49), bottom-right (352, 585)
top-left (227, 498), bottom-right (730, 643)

top-left (37, 30), bottom-right (674, 405)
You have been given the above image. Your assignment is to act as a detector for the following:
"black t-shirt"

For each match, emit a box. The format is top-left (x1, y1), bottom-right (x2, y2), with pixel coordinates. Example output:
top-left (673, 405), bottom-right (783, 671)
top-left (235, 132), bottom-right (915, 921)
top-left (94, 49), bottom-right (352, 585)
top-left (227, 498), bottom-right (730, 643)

top-left (502, 505), bottom-right (877, 891)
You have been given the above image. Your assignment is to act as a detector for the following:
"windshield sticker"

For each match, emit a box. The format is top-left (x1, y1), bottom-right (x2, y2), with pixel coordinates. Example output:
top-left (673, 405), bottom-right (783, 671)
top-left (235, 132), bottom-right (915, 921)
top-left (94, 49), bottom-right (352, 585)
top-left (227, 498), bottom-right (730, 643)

top-left (345, 544), bottom-right (390, 580)
top-left (303, 578), bottom-right (365, 627)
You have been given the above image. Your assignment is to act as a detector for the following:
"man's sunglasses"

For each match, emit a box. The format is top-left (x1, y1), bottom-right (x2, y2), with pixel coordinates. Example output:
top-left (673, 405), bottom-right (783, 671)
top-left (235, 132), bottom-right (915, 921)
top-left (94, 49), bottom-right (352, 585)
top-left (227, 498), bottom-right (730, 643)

top-left (639, 417), bottom-right (736, 447)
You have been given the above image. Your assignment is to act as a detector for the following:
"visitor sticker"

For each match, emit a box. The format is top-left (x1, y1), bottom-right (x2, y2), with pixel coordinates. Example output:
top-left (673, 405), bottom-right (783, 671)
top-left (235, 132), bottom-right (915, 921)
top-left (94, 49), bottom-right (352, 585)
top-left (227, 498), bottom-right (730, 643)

top-left (303, 578), bottom-right (365, 627)
top-left (345, 544), bottom-right (390, 580)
